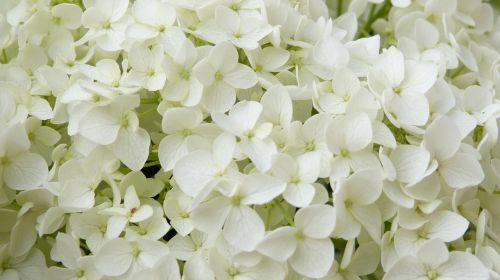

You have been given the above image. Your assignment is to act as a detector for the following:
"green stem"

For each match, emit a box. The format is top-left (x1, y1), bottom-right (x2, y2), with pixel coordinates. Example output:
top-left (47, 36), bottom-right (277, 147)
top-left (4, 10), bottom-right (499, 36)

top-left (143, 160), bottom-right (161, 168)
top-left (140, 98), bottom-right (159, 104)
top-left (449, 63), bottom-right (466, 79)
top-left (274, 200), bottom-right (294, 226)
top-left (460, 209), bottom-right (500, 246)
top-left (104, 175), bottom-right (121, 206)
top-left (138, 107), bottom-right (157, 117)
top-left (360, 0), bottom-right (391, 37)
top-left (265, 204), bottom-right (273, 230)
top-left (0, 49), bottom-right (7, 64)
top-left (337, 0), bottom-right (344, 17)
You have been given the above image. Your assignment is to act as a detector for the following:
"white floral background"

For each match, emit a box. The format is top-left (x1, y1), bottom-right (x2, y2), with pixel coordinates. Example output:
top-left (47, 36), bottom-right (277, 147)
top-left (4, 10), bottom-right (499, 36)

top-left (0, 0), bottom-right (499, 279)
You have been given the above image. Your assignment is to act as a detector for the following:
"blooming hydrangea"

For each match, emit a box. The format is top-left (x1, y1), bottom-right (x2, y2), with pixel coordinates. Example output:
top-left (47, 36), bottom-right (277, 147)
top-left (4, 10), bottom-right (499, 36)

top-left (1, 0), bottom-right (500, 279)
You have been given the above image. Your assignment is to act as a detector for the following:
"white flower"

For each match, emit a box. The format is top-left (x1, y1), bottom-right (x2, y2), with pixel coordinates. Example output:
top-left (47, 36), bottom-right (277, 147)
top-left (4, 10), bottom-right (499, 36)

top-left (46, 233), bottom-right (102, 280)
top-left (368, 46), bottom-right (437, 127)
top-left (191, 173), bottom-right (285, 251)
top-left (126, 43), bottom-right (167, 91)
top-left (384, 238), bottom-right (489, 280)
top-left (193, 41), bottom-right (258, 113)
top-left (199, 6), bottom-right (273, 50)
top-left (78, 0), bottom-right (130, 51)
top-left (423, 115), bottom-right (485, 188)
top-left (158, 107), bottom-right (215, 171)
top-left (99, 185), bottom-right (154, 239)
top-left (326, 112), bottom-right (380, 179)
top-left (333, 169), bottom-right (383, 242)
top-left (94, 237), bottom-right (170, 277)
top-left (173, 133), bottom-right (238, 199)
top-left (78, 95), bottom-right (150, 171)
top-left (257, 204), bottom-right (336, 278)
top-left (0, 123), bottom-right (48, 191)
top-left (161, 38), bottom-right (203, 106)
top-left (212, 100), bottom-right (276, 172)
top-left (271, 152), bottom-right (320, 207)
top-left (128, 0), bottom-right (177, 40)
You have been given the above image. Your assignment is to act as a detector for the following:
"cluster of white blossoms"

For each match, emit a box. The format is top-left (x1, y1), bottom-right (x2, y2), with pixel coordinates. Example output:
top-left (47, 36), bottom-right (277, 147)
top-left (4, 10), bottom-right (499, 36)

top-left (1, 0), bottom-right (500, 279)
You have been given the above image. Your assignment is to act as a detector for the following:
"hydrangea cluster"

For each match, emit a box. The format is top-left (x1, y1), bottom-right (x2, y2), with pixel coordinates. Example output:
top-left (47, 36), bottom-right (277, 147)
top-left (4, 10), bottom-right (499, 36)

top-left (1, 0), bottom-right (500, 279)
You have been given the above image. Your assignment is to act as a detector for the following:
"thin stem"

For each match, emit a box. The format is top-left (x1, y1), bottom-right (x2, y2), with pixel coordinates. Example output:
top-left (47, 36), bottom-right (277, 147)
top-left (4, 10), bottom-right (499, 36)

top-left (337, 0), bottom-right (344, 17)
top-left (140, 98), bottom-right (160, 104)
top-left (138, 107), bottom-right (157, 117)
top-left (460, 209), bottom-right (500, 246)
top-left (265, 204), bottom-right (273, 230)
top-left (274, 200), bottom-right (294, 226)
top-left (359, 0), bottom-right (391, 37)
top-left (143, 160), bottom-right (160, 168)
top-left (104, 175), bottom-right (121, 206)
top-left (0, 49), bottom-right (7, 64)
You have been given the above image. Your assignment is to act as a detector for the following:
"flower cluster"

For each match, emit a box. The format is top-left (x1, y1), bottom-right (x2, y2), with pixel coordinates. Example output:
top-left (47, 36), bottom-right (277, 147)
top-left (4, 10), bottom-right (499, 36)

top-left (1, 0), bottom-right (500, 279)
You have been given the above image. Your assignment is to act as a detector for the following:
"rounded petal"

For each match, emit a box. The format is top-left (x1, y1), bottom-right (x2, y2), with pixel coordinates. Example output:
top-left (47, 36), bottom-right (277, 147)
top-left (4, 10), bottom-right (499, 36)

top-left (257, 226), bottom-right (297, 262)
top-left (95, 238), bottom-right (134, 277)
top-left (424, 116), bottom-right (461, 160)
top-left (390, 145), bottom-right (430, 184)
top-left (439, 153), bottom-right (484, 188)
top-left (295, 204), bottom-right (336, 239)
top-left (289, 238), bottom-right (335, 279)
top-left (173, 150), bottom-right (216, 197)
top-left (4, 152), bottom-right (48, 190)
top-left (223, 205), bottom-right (265, 251)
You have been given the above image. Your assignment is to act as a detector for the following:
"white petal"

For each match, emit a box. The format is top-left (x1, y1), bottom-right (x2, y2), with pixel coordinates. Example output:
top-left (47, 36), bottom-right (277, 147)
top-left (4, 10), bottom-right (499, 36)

top-left (439, 252), bottom-right (489, 280)
top-left (283, 182), bottom-right (316, 208)
top-left (158, 135), bottom-right (189, 172)
top-left (127, 23), bottom-right (159, 39)
top-left (212, 132), bottom-right (236, 170)
top-left (95, 238), bottom-right (133, 277)
top-left (4, 152), bottom-right (48, 190)
top-left (351, 204), bottom-right (382, 242)
top-left (130, 205), bottom-right (154, 223)
top-left (349, 242), bottom-right (380, 275)
top-left (390, 145), bottom-right (430, 184)
top-left (240, 173), bottom-right (286, 205)
top-left (113, 127), bottom-right (150, 171)
top-left (295, 204), bottom-right (336, 239)
top-left (424, 116), bottom-right (461, 160)
top-left (439, 153), bottom-right (485, 188)
top-left (344, 112), bottom-right (373, 152)
top-left (426, 211), bottom-right (469, 242)
top-left (297, 152), bottom-right (321, 183)
top-left (260, 85), bottom-right (293, 127)
top-left (124, 185), bottom-right (141, 210)
top-left (9, 215), bottom-right (37, 258)
top-left (58, 180), bottom-right (95, 211)
top-left (201, 82), bottom-right (236, 113)
top-left (223, 205), bottom-right (265, 251)
top-left (173, 151), bottom-right (216, 197)
top-left (289, 238), bottom-right (335, 279)
top-left (239, 139), bottom-right (276, 172)
top-left (372, 121), bottom-right (397, 148)
top-left (162, 108), bottom-right (203, 134)
top-left (383, 255), bottom-right (426, 280)
top-left (79, 107), bottom-right (120, 145)
top-left (190, 196), bottom-right (232, 234)
top-left (105, 216), bottom-right (128, 239)
top-left (345, 169), bottom-right (383, 205)
top-left (376, 47), bottom-right (405, 86)
top-left (223, 64), bottom-right (258, 89)
top-left (416, 238), bottom-right (449, 267)
top-left (136, 238), bottom-right (170, 267)
top-left (402, 61), bottom-right (437, 94)
top-left (257, 226), bottom-right (297, 262)
top-left (192, 59), bottom-right (215, 86)
top-left (389, 92), bottom-right (429, 126)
